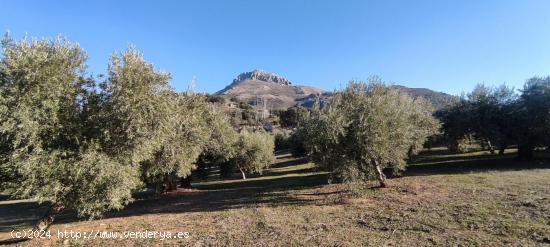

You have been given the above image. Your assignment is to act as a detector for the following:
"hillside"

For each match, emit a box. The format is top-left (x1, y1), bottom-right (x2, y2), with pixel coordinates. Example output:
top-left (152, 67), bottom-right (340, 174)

top-left (390, 85), bottom-right (459, 109)
top-left (295, 86), bottom-right (458, 109)
top-left (216, 70), bottom-right (457, 110)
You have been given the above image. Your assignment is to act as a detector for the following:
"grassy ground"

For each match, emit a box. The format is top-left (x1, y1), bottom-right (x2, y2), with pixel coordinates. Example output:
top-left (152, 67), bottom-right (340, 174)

top-left (1, 148), bottom-right (549, 246)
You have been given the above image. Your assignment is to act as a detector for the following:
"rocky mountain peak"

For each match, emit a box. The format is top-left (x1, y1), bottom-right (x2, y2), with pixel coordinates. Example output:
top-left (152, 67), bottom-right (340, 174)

top-left (233, 69), bottom-right (292, 86)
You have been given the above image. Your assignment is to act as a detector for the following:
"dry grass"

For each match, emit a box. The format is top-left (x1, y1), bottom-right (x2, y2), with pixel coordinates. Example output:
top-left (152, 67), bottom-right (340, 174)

top-left (1, 149), bottom-right (549, 246)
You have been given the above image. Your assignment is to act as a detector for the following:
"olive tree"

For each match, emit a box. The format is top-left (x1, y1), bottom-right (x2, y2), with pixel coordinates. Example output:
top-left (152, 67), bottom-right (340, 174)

top-left (278, 106), bottom-right (310, 128)
top-left (298, 79), bottom-right (439, 187)
top-left (515, 77), bottom-right (550, 160)
top-left (139, 92), bottom-right (214, 191)
top-left (100, 48), bottom-right (227, 192)
top-left (182, 98), bottom-right (238, 186)
top-left (231, 130), bottom-right (275, 179)
top-left (435, 98), bottom-right (473, 152)
top-left (438, 84), bottom-right (518, 154)
top-left (98, 46), bottom-right (174, 166)
top-left (466, 84), bottom-right (517, 153)
top-left (0, 36), bottom-right (140, 230)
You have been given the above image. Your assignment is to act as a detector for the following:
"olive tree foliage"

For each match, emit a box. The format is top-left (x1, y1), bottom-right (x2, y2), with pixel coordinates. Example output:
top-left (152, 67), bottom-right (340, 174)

top-left (515, 77), bottom-right (550, 159)
top-left (437, 84), bottom-right (518, 154)
top-left (435, 98), bottom-right (474, 152)
top-left (437, 79), bottom-right (550, 160)
top-left (0, 35), bottom-right (140, 230)
top-left (192, 103), bottom-right (239, 183)
top-left (139, 92), bottom-right (214, 191)
top-left (0, 35), bottom-right (236, 231)
top-left (231, 129), bottom-right (275, 179)
top-left (98, 46), bottom-right (174, 166)
top-left (100, 48), bottom-right (227, 191)
top-left (297, 79), bottom-right (440, 187)
top-left (468, 84), bottom-right (517, 154)
top-left (278, 106), bottom-right (310, 128)
top-left (406, 96), bottom-right (442, 156)
top-left (200, 104), bottom-right (238, 164)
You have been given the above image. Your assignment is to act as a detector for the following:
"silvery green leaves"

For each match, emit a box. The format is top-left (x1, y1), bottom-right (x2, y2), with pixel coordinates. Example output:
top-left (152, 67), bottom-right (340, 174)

top-left (295, 79), bottom-right (439, 186)
top-left (232, 129), bottom-right (275, 179)
top-left (0, 35), bottom-right (238, 230)
top-left (0, 35), bottom-right (141, 229)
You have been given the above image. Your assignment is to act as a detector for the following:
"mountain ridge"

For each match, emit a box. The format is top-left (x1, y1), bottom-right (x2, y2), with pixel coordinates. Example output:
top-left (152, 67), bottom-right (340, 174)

top-left (215, 70), bottom-right (457, 110)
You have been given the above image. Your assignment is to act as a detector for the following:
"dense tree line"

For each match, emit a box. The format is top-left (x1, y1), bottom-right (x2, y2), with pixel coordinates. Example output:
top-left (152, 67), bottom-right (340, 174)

top-left (0, 35), bottom-right (274, 230)
top-left (437, 79), bottom-right (550, 159)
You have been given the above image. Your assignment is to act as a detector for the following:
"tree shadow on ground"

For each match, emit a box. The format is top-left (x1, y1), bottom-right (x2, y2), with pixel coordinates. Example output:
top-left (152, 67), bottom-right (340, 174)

top-left (405, 152), bottom-right (550, 177)
top-left (411, 149), bottom-right (518, 164)
top-left (0, 156), bottom-right (328, 237)
top-left (89, 150), bottom-right (550, 221)
top-left (0, 200), bottom-right (78, 233)
top-left (269, 157), bottom-right (309, 169)
top-left (100, 158), bottom-right (329, 218)
top-left (38, 172), bottom-right (328, 230)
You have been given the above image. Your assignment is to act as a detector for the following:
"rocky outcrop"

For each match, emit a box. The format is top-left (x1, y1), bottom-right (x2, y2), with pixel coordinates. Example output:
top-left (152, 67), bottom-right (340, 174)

top-left (232, 69), bottom-right (292, 86)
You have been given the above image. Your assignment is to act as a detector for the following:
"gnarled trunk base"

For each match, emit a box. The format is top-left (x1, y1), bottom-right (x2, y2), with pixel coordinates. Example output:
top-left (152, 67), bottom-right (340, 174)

top-left (33, 202), bottom-right (64, 232)
top-left (180, 176), bottom-right (192, 188)
top-left (164, 175), bottom-right (177, 192)
top-left (498, 145), bottom-right (507, 155)
top-left (518, 145), bottom-right (534, 160)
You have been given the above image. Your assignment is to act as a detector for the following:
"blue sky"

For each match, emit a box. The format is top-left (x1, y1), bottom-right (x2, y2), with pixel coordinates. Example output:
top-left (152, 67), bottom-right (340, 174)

top-left (1, 0), bottom-right (550, 95)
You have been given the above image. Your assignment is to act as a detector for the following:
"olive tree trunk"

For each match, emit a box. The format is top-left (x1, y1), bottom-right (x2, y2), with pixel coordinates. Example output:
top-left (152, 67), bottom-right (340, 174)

top-left (487, 140), bottom-right (495, 154)
top-left (180, 176), bottom-right (192, 188)
top-left (33, 202), bottom-right (64, 231)
top-left (239, 168), bottom-right (247, 180)
top-left (164, 175), bottom-right (177, 192)
top-left (498, 145), bottom-right (507, 155)
top-left (373, 160), bottom-right (387, 188)
top-left (518, 144), bottom-right (534, 160)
